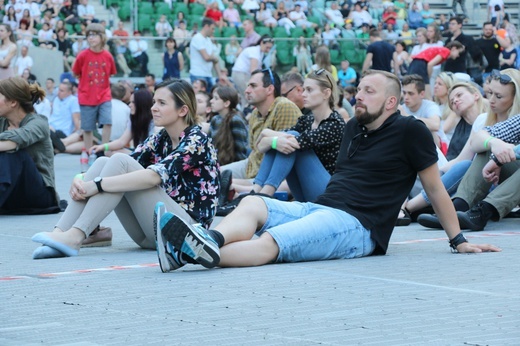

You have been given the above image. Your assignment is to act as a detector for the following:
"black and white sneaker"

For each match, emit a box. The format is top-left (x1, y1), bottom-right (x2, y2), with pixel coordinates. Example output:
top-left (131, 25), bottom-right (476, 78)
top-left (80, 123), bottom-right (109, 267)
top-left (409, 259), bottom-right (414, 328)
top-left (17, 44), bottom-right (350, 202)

top-left (154, 202), bottom-right (186, 273)
top-left (160, 213), bottom-right (220, 269)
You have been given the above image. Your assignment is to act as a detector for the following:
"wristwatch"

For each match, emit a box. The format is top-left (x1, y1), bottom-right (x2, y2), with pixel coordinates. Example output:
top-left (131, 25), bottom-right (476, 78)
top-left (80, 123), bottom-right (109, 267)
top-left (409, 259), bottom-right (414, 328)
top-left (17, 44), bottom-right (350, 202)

top-left (93, 176), bottom-right (104, 193)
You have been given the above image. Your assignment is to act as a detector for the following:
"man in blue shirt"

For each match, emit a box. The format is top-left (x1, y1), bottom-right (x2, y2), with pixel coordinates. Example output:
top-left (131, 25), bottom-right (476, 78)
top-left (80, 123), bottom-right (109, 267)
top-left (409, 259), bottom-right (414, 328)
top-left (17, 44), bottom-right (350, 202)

top-left (337, 60), bottom-right (357, 88)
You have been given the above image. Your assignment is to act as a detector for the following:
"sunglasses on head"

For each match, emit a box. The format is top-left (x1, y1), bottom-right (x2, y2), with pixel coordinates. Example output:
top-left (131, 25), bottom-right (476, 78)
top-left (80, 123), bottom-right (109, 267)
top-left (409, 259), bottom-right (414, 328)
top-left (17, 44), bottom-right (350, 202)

top-left (315, 68), bottom-right (334, 89)
top-left (261, 68), bottom-right (275, 86)
top-left (491, 69), bottom-right (512, 84)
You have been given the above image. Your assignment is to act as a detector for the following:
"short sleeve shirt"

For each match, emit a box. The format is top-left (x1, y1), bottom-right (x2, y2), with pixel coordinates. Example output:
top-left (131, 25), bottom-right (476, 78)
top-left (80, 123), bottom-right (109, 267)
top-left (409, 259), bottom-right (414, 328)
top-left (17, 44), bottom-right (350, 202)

top-left (189, 33), bottom-right (216, 77)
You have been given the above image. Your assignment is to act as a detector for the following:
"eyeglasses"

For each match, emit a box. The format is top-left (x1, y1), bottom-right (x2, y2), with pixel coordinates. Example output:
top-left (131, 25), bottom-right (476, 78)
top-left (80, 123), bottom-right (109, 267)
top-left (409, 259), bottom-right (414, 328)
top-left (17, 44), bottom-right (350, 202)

top-left (315, 68), bottom-right (334, 89)
top-left (347, 130), bottom-right (366, 158)
top-left (282, 85), bottom-right (296, 98)
top-left (262, 68), bottom-right (275, 86)
top-left (87, 33), bottom-right (100, 38)
top-left (491, 69), bottom-right (512, 84)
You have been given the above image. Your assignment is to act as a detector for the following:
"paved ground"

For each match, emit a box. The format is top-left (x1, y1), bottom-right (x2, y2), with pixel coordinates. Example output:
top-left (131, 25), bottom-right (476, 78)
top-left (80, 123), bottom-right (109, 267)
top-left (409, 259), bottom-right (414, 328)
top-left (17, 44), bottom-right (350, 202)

top-left (1, 155), bottom-right (519, 345)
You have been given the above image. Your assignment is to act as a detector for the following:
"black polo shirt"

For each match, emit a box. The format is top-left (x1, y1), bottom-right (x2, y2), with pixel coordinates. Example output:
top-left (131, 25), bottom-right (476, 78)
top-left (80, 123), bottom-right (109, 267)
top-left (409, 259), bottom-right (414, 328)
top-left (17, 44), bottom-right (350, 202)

top-left (316, 112), bottom-right (437, 255)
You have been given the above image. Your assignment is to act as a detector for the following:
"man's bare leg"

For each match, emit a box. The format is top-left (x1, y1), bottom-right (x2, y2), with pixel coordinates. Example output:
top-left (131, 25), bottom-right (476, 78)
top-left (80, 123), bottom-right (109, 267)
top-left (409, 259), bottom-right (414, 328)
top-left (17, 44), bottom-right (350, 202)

top-left (215, 196), bottom-right (279, 267)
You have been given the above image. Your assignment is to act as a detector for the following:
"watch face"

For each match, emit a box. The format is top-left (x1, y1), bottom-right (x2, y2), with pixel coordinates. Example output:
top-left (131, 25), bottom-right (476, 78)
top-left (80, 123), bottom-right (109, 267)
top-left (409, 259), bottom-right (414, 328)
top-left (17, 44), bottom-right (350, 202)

top-left (94, 177), bottom-right (102, 183)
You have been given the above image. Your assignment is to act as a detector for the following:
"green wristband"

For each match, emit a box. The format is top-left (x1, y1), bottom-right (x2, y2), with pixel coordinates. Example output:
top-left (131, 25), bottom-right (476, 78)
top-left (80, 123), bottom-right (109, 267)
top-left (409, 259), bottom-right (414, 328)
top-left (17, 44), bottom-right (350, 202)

top-left (271, 136), bottom-right (278, 150)
top-left (104, 143), bottom-right (109, 152)
top-left (74, 173), bottom-right (84, 180)
top-left (483, 136), bottom-right (494, 149)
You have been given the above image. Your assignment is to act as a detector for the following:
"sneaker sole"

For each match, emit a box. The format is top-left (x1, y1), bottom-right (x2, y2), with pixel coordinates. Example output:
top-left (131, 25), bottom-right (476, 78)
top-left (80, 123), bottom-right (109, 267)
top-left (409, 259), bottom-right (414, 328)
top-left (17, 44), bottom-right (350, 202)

top-left (417, 217), bottom-right (443, 229)
top-left (81, 240), bottom-right (112, 248)
top-left (162, 215), bottom-right (220, 269)
top-left (154, 202), bottom-right (172, 273)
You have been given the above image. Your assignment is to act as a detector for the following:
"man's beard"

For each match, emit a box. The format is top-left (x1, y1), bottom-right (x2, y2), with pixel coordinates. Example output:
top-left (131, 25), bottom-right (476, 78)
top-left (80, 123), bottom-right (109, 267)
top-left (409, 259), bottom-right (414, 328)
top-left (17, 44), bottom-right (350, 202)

top-left (355, 103), bottom-right (385, 125)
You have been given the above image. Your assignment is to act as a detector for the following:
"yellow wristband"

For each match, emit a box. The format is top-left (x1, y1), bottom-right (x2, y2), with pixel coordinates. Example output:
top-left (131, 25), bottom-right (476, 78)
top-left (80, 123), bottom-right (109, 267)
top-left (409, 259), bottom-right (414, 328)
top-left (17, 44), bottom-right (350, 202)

top-left (74, 173), bottom-right (84, 180)
top-left (104, 143), bottom-right (109, 152)
top-left (484, 136), bottom-right (494, 149)
top-left (271, 136), bottom-right (278, 150)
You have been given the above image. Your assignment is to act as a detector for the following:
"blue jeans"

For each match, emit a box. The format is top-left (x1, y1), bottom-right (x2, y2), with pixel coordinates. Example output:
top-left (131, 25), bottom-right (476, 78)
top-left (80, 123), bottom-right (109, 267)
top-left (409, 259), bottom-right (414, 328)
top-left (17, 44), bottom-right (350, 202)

top-left (189, 74), bottom-right (214, 91)
top-left (253, 132), bottom-right (331, 202)
top-left (258, 198), bottom-right (375, 263)
top-left (421, 160), bottom-right (472, 204)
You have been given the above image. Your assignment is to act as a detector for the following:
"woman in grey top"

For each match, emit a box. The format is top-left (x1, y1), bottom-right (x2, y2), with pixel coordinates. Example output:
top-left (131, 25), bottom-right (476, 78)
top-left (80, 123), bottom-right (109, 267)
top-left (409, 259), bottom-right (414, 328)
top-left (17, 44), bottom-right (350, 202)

top-left (0, 77), bottom-right (60, 214)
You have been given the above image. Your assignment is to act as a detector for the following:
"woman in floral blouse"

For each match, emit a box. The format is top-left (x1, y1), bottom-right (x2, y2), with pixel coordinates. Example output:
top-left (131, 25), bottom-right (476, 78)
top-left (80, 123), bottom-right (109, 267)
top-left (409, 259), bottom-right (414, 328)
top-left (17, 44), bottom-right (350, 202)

top-left (252, 69), bottom-right (345, 202)
top-left (31, 79), bottom-right (220, 259)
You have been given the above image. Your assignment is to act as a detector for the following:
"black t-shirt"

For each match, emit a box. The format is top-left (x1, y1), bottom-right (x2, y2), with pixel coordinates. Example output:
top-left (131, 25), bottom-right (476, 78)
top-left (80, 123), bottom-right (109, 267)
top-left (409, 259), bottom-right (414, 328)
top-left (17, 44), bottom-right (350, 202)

top-left (476, 37), bottom-right (501, 72)
top-left (316, 113), bottom-right (438, 255)
top-left (444, 33), bottom-right (478, 73)
top-left (446, 117), bottom-right (472, 161)
top-left (366, 40), bottom-right (395, 72)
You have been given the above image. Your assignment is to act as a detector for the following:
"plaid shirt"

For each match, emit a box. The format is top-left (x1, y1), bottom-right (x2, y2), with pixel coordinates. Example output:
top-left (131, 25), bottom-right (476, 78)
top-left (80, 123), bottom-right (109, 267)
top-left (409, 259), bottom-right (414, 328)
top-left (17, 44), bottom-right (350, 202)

top-left (246, 97), bottom-right (301, 178)
top-left (485, 114), bottom-right (520, 144)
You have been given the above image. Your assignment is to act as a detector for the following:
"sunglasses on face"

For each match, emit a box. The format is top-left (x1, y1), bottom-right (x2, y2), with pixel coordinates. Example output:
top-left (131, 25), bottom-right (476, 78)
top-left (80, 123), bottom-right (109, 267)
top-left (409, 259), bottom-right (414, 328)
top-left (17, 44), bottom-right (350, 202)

top-left (282, 85), bottom-right (296, 98)
top-left (491, 69), bottom-right (512, 84)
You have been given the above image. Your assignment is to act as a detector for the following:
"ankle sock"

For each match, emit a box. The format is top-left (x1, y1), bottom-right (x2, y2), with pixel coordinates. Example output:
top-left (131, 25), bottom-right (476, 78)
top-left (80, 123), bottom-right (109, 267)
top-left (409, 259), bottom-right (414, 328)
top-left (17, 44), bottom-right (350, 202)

top-left (208, 229), bottom-right (225, 248)
top-left (453, 198), bottom-right (469, 212)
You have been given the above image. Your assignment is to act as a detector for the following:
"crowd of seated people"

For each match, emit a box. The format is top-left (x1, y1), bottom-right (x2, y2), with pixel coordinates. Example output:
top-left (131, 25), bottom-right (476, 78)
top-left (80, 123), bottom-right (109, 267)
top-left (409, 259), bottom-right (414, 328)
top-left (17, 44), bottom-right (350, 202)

top-left (2, 0), bottom-right (520, 245)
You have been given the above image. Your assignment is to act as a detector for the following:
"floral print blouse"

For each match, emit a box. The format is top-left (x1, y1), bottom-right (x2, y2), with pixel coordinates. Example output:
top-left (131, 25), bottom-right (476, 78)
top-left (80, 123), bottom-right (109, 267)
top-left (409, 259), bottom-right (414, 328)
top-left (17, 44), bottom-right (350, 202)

top-left (130, 125), bottom-right (220, 228)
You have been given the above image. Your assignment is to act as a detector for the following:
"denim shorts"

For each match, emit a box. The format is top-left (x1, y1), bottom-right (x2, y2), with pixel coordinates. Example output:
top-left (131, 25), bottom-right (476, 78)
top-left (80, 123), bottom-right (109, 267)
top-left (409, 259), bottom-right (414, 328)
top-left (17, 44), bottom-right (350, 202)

top-left (257, 198), bottom-right (375, 263)
top-left (80, 101), bottom-right (112, 131)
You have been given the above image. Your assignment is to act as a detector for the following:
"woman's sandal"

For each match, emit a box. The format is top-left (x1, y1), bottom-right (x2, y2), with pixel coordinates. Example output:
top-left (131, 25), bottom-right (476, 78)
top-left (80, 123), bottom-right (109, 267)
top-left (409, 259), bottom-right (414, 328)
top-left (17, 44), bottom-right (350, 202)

top-left (395, 208), bottom-right (412, 226)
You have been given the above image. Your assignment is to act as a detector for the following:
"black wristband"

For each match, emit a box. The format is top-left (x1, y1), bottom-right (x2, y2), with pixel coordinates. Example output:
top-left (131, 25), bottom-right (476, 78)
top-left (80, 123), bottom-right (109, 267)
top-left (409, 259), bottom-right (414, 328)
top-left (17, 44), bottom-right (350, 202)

top-left (490, 153), bottom-right (503, 167)
top-left (449, 233), bottom-right (468, 251)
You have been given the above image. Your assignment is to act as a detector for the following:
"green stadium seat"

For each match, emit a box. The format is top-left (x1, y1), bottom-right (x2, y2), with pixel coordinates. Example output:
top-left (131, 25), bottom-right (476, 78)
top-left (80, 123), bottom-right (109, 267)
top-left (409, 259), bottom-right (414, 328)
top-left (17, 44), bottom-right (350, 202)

top-left (173, 3), bottom-right (189, 15)
top-left (221, 26), bottom-right (239, 37)
top-left (256, 26), bottom-right (272, 37)
top-left (118, 4), bottom-right (131, 21)
top-left (138, 2), bottom-right (154, 15)
top-left (137, 14), bottom-right (153, 32)
top-left (276, 46), bottom-right (295, 66)
top-left (190, 3), bottom-right (206, 16)
top-left (290, 27), bottom-right (305, 38)
top-left (272, 26), bottom-right (288, 38)
top-left (154, 2), bottom-right (171, 16)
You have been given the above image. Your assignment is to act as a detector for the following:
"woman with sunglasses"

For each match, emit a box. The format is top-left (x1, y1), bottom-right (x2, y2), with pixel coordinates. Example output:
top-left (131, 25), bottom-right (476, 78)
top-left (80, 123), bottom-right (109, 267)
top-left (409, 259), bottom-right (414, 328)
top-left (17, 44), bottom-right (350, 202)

top-left (31, 79), bottom-right (220, 259)
top-left (250, 69), bottom-right (345, 202)
top-left (231, 35), bottom-right (274, 107)
top-left (415, 69), bottom-right (520, 228)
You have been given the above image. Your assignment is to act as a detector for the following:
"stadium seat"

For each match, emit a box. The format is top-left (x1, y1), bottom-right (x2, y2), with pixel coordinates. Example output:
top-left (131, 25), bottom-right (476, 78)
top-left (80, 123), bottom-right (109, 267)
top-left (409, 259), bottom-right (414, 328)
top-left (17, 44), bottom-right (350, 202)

top-left (137, 14), bottom-right (153, 32)
top-left (154, 2), bottom-right (171, 16)
top-left (276, 45), bottom-right (294, 66)
top-left (173, 3), bottom-right (189, 15)
top-left (138, 2), bottom-right (154, 15)
top-left (256, 26), bottom-right (272, 36)
top-left (190, 3), bottom-right (206, 16)
top-left (272, 26), bottom-right (289, 38)
top-left (290, 27), bottom-right (305, 38)
top-left (118, 3), bottom-right (131, 21)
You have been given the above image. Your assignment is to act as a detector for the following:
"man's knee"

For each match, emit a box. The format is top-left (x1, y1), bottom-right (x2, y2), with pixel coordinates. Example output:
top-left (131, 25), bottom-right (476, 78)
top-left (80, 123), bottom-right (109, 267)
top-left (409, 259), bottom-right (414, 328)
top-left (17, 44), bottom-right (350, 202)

top-left (237, 196), bottom-right (268, 221)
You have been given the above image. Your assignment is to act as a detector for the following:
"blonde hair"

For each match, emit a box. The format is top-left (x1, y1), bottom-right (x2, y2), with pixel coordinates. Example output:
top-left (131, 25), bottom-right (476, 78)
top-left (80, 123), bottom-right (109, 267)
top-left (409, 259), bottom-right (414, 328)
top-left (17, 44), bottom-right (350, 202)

top-left (0, 77), bottom-right (45, 114)
top-left (448, 82), bottom-right (487, 116)
top-left (435, 72), bottom-right (458, 120)
top-left (307, 69), bottom-right (338, 110)
top-left (314, 46), bottom-right (333, 74)
top-left (485, 68), bottom-right (520, 126)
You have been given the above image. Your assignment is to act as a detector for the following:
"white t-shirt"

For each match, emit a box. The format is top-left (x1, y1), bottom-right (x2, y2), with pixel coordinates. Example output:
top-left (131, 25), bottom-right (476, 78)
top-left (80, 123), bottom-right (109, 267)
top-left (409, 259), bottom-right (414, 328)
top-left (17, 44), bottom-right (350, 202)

top-left (15, 55), bottom-right (33, 76)
top-left (402, 99), bottom-right (445, 139)
top-left (472, 113), bottom-right (488, 133)
top-left (232, 45), bottom-right (262, 74)
top-left (488, 0), bottom-right (504, 17)
top-left (110, 99), bottom-right (131, 141)
top-left (189, 33), bottom-right (216, 77)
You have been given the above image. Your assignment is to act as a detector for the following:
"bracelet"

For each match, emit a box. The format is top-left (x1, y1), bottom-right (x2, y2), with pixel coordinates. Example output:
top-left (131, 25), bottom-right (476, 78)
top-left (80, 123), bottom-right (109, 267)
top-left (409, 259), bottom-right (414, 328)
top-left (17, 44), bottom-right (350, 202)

top-left (449, 232), bottom-right (468, 252)
top-left (74, 173), bottom-right (84, 180)
top-left (104, 143), bottom-right (109, 152)
top-left (490, 153), bottom-right (503, 167)
top-left (483, 136), bottom-right (494, 149)
top-left (271, 136), bottom-right (278, 150)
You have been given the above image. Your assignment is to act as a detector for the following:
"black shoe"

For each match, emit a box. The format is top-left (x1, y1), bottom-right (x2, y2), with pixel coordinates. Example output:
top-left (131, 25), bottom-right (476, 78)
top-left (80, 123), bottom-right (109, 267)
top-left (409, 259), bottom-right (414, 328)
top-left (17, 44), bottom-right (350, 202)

top-left (395, 208), bottom-right (411, 226)
top-left (218, 170), bottom-right (232, 206)
top-left (50, 130), bottom-right (66, 153)
top-left (417, 214), bottom-right (443, 229)
top-left (456, 203), bottom-right (490, 231)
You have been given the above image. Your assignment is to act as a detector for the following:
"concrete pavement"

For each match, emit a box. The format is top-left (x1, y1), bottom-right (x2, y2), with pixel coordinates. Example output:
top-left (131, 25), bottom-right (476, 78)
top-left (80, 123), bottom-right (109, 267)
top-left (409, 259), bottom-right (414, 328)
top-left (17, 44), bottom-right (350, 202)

top-left (1, 154), bottom-right (519, 345)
